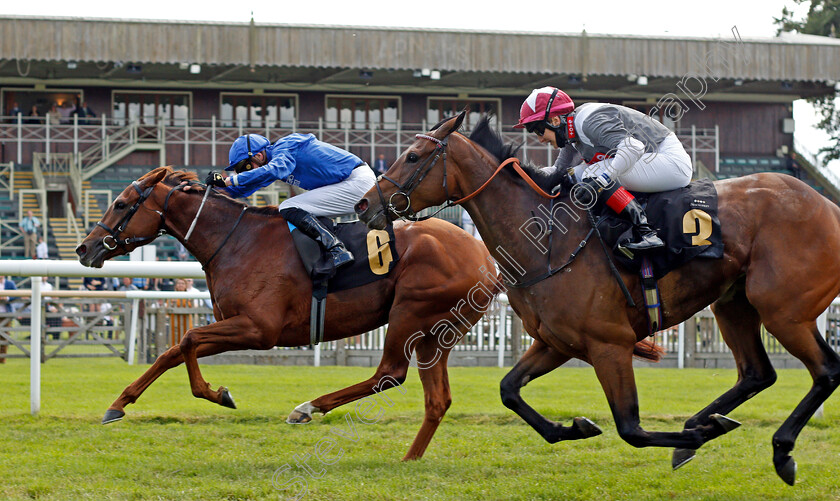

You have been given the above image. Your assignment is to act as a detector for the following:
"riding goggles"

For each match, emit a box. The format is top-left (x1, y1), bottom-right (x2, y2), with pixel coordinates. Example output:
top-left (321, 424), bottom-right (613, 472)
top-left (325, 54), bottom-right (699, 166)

top-left (525, 121), bottom-right (546, 136)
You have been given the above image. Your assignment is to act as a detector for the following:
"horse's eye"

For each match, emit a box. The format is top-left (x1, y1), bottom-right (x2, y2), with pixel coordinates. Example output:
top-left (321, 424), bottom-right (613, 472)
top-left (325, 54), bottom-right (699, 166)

top-left (407, 153), bottom-right (419, 163)
top-left (115, 201), bottom-right (127, 210)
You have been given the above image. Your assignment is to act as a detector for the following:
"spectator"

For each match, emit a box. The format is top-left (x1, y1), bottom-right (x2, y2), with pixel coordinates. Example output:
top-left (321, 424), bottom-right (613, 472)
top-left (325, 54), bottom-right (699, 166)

top-left (83, 276), bottom-right (105, 314)
top-left (0, 275), bottom-right (17, 313)
top-left (184, 278), bottom-right (200, 295)
top-left (117, 277), bottom-right (138, 292)
top-left (132, 277), bottom-right (147, 290)
top-left (74, 100), bottom-right (96, 125)
top-left (35, 235), bottom-right (48, 260)
top-left (8, 101), bottom-right (21, 120)
top-left (25, 105), bottom-right (40, 124)
top-left (100, 300), bottom-right (115, 340)
top-left (58, 102), bottom-right (74, 124)
top-left (47, 103), bottom-right (61, 125)
top-left (373, 153), bottom-right (389, 175)
top-left (175, 240), bottom-right (188, 261)
top-left (18, 210), bottom-right (40, 259)
top-left (0, 275), bottom-right (17, 364)
top-left (168, 278), bottom-right (193, 347)
top-left (83, 276), bottom-right (105, 292)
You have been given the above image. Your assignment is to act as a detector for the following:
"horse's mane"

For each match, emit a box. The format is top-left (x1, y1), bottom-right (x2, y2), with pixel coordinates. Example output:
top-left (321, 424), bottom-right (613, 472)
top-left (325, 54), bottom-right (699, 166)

top-left (466, 117), bottom-right (572, 194)
top-left (142, 166), bottom-right (279, 216)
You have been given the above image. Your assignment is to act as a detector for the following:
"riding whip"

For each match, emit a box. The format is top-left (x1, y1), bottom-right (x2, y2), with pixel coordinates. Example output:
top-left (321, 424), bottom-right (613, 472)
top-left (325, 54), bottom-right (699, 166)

top-left (185, 186), bottom-right (212, 241)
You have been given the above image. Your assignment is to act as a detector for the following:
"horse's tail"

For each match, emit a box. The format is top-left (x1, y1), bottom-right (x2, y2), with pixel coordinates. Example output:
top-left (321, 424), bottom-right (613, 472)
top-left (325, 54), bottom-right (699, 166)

top-left (633, 338), bottom-right (664, 363)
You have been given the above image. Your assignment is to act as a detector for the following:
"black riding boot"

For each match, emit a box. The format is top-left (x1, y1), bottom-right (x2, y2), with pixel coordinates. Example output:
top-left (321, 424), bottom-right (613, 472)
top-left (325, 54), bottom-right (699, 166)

top-left (616, 198), bottom-right (664, 252)
top-left (280, 208), bottom-right (354, 269)
top-left (576, 176), bottom-right (664, 253)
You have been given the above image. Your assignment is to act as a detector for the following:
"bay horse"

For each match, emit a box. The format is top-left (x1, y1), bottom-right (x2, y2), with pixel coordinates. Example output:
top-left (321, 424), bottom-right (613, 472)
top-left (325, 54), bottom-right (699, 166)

top-left (75, 166), bottom-right (497, 460)
top-left (355, 112), bottom-right (840, 484)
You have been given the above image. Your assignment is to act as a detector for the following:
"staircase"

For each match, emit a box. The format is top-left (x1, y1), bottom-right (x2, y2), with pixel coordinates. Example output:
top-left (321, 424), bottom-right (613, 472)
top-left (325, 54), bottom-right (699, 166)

top-left (50, 180), bottom-right (102, 290)
top-left (80, 122), bottom-right (165, 180)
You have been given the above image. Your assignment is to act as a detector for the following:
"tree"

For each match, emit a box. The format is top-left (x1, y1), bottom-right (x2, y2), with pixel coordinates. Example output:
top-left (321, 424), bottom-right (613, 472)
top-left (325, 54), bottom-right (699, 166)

top-left (775, 1), bottom-right (840, 161)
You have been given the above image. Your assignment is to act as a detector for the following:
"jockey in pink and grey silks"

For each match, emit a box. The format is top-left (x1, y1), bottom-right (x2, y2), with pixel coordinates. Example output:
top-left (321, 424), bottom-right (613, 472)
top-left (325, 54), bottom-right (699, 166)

top-left (516, 86), bottom-right (693, 254)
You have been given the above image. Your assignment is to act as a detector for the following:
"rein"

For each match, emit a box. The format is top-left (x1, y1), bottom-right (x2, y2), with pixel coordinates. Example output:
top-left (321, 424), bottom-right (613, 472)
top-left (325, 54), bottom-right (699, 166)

top-left (376, 133), bottom-right (632, 300)
top-left (98, 181), bottom-right (248, 273)
top-left (97, 181), bottom-right (183, 250)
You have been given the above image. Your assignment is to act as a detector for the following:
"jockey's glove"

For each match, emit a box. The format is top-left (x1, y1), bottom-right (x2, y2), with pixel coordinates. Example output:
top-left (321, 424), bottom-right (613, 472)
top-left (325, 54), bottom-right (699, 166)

top-left (205, 171), bottom-right (226, 188)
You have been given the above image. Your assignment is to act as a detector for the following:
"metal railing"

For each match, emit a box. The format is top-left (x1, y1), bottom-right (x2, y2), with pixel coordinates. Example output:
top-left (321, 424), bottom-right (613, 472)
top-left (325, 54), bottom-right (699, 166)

top-left (0, 115), bottom-right (718, 173)
top-left (3, 291), bottom-right (839, 368)
top-left (0, 162), bottom-right (14, 199)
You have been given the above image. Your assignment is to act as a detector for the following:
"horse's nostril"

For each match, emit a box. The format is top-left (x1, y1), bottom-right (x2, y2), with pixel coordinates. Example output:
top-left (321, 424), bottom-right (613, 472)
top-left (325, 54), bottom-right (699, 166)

top-left (355, 199), bottom-right (369, 214)
top-left (75, 244), bottom-right (86, 256)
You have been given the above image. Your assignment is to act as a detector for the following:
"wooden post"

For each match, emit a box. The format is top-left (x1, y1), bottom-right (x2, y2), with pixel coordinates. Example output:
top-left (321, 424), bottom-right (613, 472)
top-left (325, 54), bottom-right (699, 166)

top-left (684, 314), bottom-right (697, 368)
top-left (510, 315), bottom-right (522, 362)
top-left (154, 308), bottom-right (167, 358)
top-left (336, 338), bottom-right (347, 366)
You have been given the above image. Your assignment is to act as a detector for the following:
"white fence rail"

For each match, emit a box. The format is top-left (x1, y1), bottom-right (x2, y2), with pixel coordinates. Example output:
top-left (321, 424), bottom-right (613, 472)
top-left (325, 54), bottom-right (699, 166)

top-left (1, 260), bottom-right (836, 416)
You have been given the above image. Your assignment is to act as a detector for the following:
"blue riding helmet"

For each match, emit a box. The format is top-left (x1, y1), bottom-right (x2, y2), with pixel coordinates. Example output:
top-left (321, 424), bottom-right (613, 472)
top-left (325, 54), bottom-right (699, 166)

top-left (226, 134), bottom-right (271, 171)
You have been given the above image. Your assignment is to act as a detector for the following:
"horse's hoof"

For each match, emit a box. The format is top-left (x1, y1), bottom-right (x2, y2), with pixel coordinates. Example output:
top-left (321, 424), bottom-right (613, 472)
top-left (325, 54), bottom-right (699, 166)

top-left (286, 409), bottom-right (312, 424)
top-left (220, 388), bottom-right (237, 409)
top-left (287, 402), bottom-right (318, 424)
top-left (102, 409), bottom-right (125, 425)
top-left (672, 448), bottom-right (696, 470)
top-left (573, 416), bottom-right (602, 438)
top-left (775, 456), bottom-right (797, 486)
top-left (709, 413), bottom-right (741, 434)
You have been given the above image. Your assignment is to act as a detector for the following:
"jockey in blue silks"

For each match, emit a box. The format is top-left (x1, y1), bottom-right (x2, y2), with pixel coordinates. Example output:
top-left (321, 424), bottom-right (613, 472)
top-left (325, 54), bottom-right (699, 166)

top-left (205, 133), bottom-right (376, 269)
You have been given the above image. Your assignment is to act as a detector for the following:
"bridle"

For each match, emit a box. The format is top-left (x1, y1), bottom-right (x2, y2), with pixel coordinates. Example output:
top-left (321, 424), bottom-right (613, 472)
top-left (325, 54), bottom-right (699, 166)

top-left (373, 132), bottom-right (563, 224)
top-left (374, 133), bottom-right (453, 222)
top-left (96, 181), bottom-right (183, 251)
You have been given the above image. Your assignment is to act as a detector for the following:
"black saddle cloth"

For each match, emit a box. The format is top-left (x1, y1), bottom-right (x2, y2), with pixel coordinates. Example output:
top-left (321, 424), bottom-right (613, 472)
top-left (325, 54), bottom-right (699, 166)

top-left (289, 219), bottom-right (400, 293)
top-left (598, 179), bottom-right (723, 278)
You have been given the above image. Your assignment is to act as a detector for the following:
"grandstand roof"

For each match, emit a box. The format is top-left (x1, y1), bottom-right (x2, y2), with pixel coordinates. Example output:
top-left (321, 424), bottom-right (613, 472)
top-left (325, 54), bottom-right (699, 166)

top-left (1, 16), bottom-right (837, 99)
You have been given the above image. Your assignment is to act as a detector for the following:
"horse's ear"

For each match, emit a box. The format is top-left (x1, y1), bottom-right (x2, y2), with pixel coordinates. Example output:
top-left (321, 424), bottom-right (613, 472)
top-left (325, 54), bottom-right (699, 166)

top-left (437, 109), bottom-right (468, 138)
top-left (139, 166), bottom-right (170, 188)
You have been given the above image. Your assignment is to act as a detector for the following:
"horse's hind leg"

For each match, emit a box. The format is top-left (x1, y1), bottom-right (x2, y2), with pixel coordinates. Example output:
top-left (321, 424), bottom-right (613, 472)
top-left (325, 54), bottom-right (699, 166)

top-left (673, 283), bottom-right (776, 469)
top-left (500, 340), bottom-right (601, 443)
top-left (287, 325), bottom-right (412, 424)
top-left (591, 341), bottom-right (738, 451)
top-left (762, 320), bottom-right (840, 485)
top-left (402, 336), bottom-right (454, 460)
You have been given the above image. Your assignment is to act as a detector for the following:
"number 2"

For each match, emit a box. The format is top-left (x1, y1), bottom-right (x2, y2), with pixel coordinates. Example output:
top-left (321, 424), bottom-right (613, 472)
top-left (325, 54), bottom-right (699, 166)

top-left (682, 209), bottom-right (713, 246)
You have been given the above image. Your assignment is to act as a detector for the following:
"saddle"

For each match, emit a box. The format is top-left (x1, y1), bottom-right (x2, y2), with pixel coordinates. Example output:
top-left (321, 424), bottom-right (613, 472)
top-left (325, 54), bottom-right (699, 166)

top-left (289, 218), bottom-right (400, 345)
top-left (594, 179), bottom-right (723, 333)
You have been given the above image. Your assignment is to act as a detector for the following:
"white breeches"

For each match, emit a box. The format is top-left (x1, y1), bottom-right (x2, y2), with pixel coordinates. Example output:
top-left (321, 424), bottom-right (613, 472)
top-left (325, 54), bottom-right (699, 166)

top-left (278, 166), bottom-right (376, 217)
top-left (574, 134), bottom-right (693, 192)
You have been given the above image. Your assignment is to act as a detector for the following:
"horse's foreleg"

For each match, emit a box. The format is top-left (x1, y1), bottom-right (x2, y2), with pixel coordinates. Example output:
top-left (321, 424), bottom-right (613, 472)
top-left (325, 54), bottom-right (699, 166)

top-left (673, 289), bottom-right (773, 469)
top-left (499, 340), bottom-right (600, 443)
top-left (591, 342), bottom-right (736, 451)
top-left (179, 315), bottom-right (267, 407)
top-left (103, 342), bottom-right (232, 424)
top-left (402, 336), bottom-right (454, 460)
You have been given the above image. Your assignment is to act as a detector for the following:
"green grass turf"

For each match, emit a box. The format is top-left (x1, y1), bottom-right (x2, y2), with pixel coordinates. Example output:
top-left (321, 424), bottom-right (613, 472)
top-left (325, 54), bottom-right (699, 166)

top-left (1, 358), bottom-right (839, 500)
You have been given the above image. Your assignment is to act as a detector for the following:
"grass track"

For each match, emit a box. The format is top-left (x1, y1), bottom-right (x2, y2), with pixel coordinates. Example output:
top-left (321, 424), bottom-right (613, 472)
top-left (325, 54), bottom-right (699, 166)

top-left (1, 359), bottom-right (840, 500)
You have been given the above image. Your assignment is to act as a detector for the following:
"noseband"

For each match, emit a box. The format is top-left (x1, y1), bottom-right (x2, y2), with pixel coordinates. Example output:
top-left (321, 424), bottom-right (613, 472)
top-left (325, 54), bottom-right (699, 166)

top-left (96, 181), bottom-right (183, 250)
top-left (374, 134), bottom-right (452, 222)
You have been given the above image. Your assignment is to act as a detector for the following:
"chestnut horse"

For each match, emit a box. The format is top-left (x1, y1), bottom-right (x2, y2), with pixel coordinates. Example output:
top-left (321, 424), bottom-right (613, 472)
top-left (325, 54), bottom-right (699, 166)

top-left (355, 113), bottom-right (840, 484)
top-left (76, 166), bottom-right (497, 460)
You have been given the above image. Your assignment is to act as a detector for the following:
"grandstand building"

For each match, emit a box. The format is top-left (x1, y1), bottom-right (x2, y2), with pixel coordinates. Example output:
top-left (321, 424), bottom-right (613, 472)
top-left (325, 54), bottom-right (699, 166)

top-left (1, 15), bottom-right (839, 264)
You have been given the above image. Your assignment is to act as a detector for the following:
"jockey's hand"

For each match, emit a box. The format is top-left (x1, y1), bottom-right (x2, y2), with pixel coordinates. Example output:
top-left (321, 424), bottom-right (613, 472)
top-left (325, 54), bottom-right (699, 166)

top-left (205, 171), bottom-right (227, 188)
